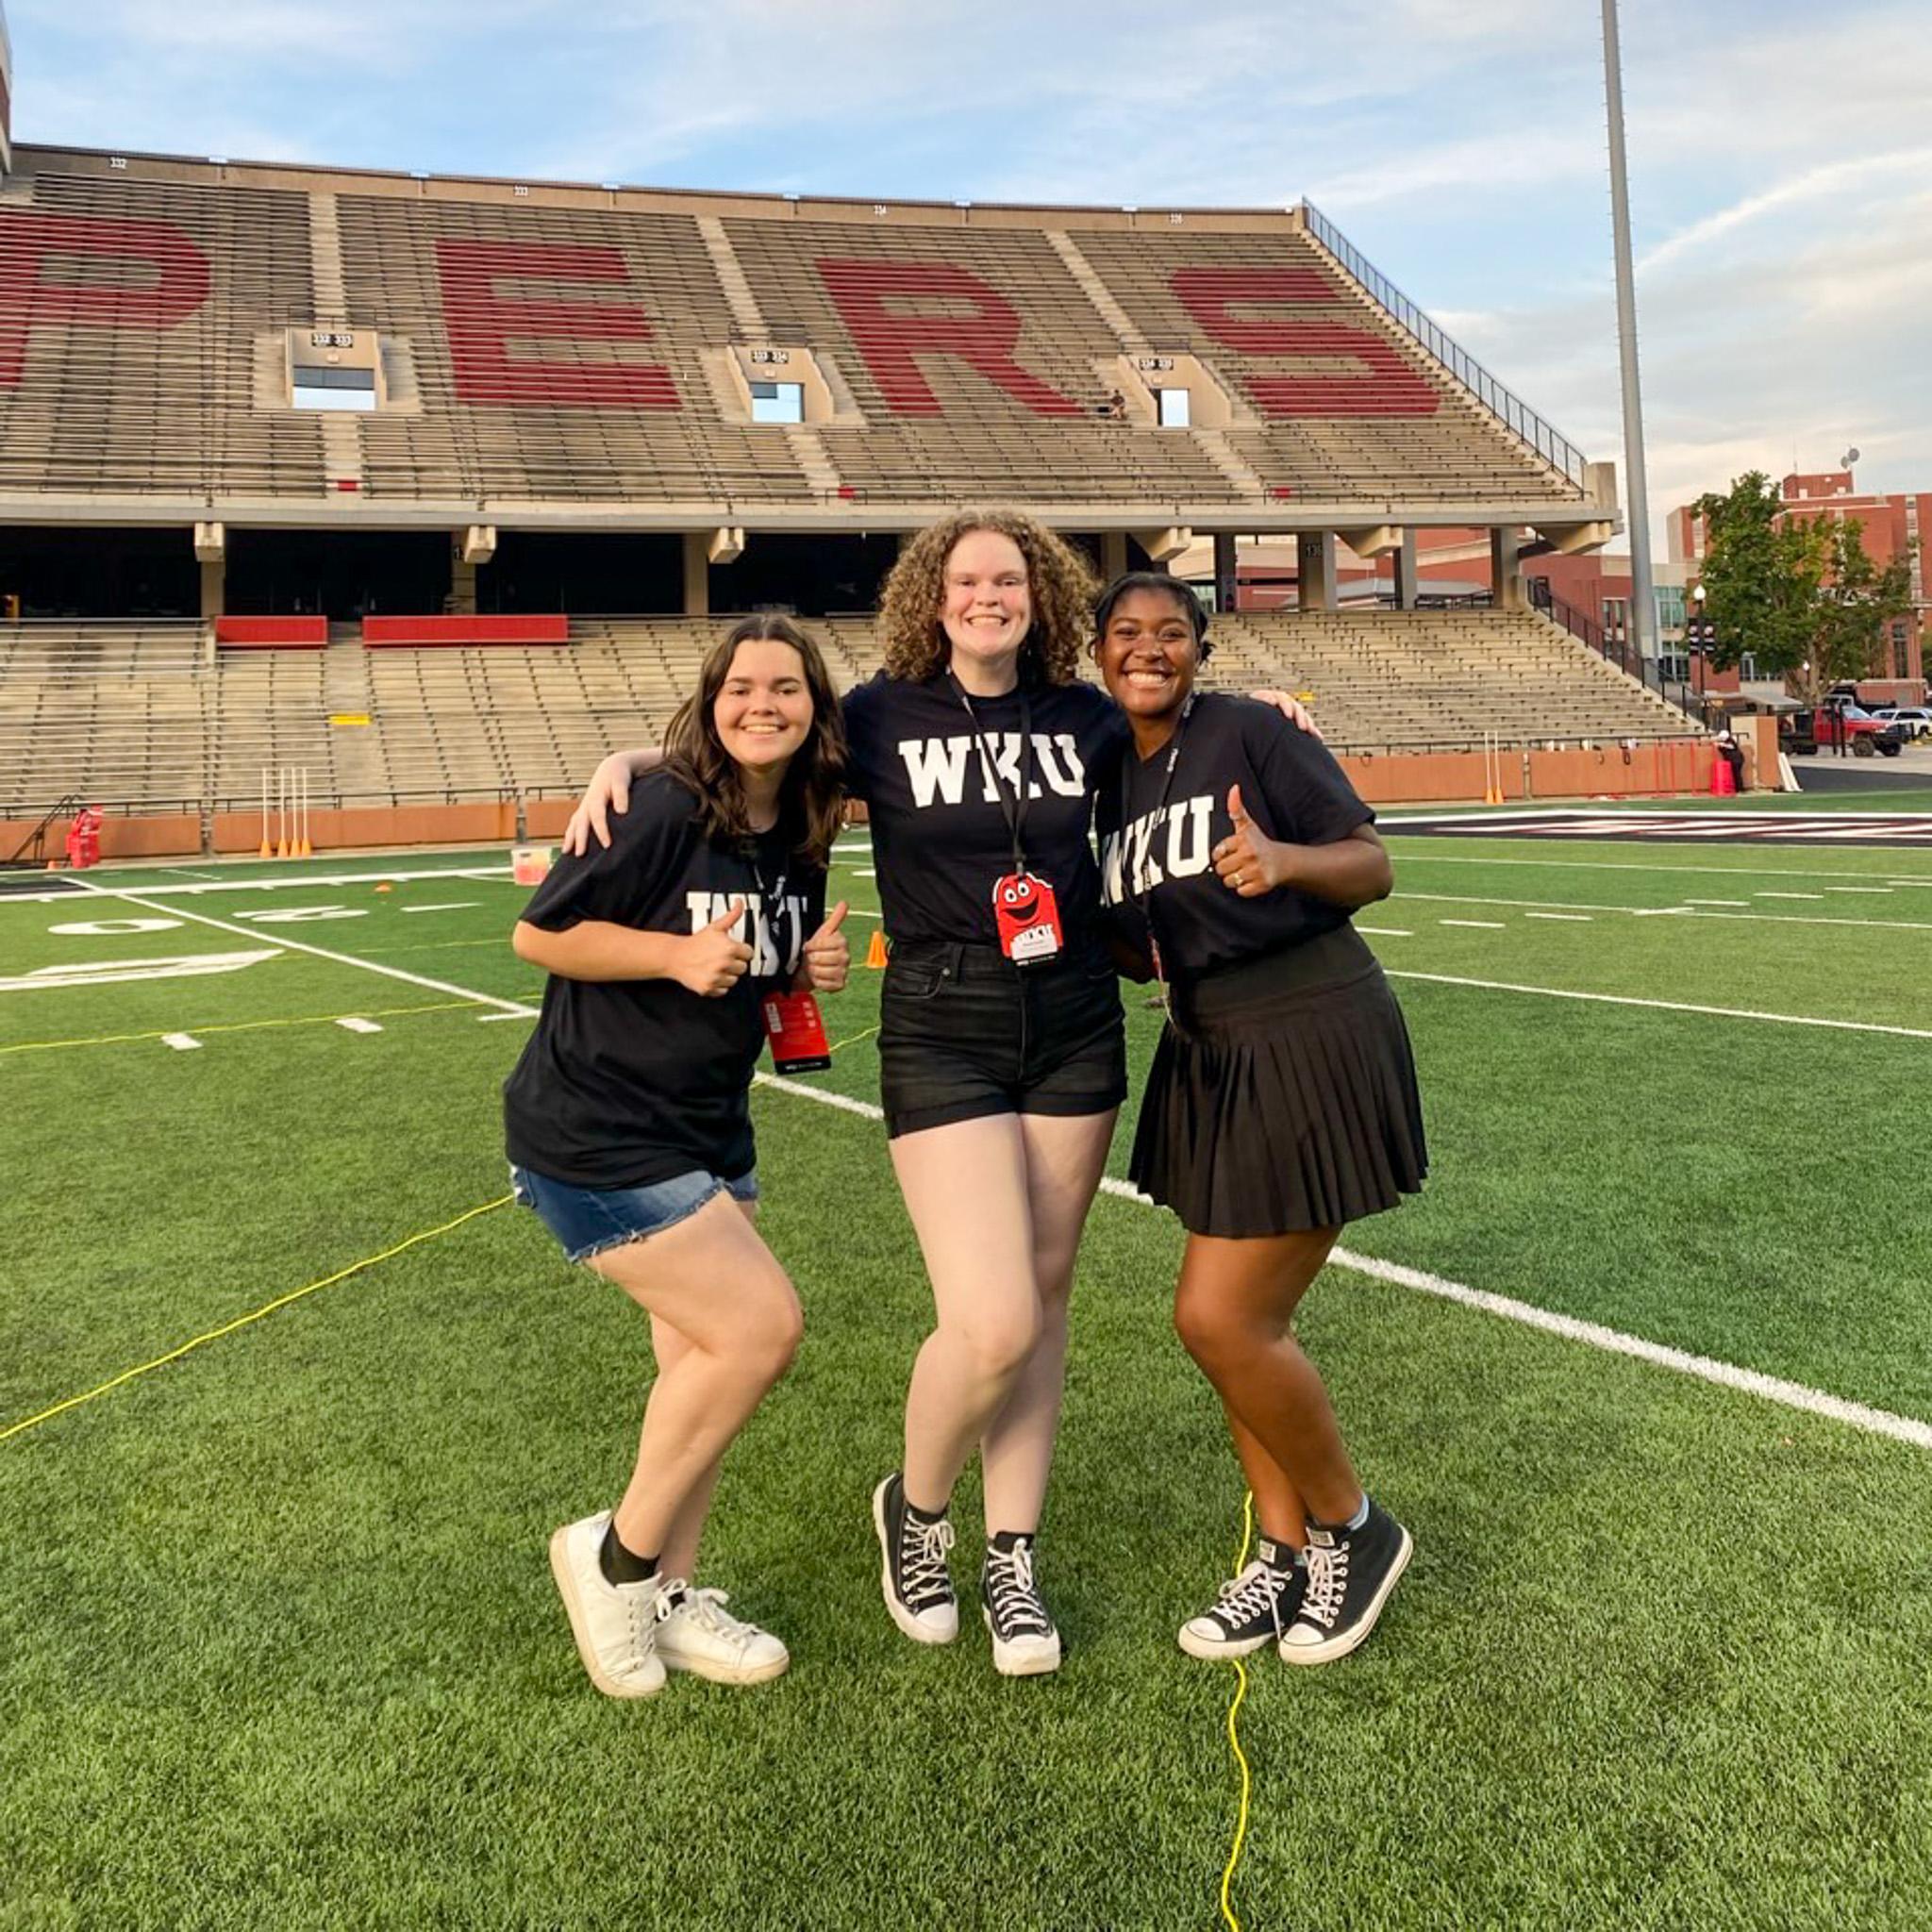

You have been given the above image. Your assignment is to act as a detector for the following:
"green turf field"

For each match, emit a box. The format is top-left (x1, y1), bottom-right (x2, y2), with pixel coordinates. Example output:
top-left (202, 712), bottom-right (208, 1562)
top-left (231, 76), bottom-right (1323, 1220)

top-left (4, 812), bottom-right (1930, 1930)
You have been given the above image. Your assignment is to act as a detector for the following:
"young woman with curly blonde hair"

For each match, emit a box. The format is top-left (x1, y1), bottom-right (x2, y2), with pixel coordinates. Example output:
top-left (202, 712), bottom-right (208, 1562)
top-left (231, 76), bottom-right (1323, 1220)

top-left (568, 511), bottom-right (1311, 1675)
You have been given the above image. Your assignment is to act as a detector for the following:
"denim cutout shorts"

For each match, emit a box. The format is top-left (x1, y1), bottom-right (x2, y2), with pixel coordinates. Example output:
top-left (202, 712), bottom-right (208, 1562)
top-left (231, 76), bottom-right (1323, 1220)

top-left (510, 1162), bottom-right (758, 1264)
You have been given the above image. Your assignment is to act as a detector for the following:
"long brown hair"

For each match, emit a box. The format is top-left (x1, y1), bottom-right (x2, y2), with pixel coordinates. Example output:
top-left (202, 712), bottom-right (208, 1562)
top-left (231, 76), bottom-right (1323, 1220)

top-left (876, 508), bottom-right (1101, 686)
top-left (662, 613), bottom-right (848, 866)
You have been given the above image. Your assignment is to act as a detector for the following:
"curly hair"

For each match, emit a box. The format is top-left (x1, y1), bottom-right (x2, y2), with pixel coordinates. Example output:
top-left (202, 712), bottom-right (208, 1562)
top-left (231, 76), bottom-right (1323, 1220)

top-left (876, 508), bottom-right (1102, 686)
top-left (661, 613), bottom-right (849, 867)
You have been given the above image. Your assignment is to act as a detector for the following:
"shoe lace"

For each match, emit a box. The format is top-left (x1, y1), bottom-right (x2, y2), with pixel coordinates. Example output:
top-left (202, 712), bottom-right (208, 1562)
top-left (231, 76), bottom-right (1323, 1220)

top-left (899, 1512), bottom-right (957, 1608)
top-left (1299, 1539), bottom-right (1351, 1630)
top-left (659, 1581), bottom-right (762, 1649)
top-left (984, 1541), bottom-right (1053, 1640)
top-left (1213, 1559), bottom-right (1292, 1636)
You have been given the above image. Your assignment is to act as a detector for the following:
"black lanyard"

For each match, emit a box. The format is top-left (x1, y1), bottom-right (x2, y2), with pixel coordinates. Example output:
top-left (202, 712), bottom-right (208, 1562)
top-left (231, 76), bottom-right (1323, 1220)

top-left (737, 833), bottom-right (790, 966)
top-left (1120, 692), bottom-right (1196, 922)
top-left (947, 673), bottom-right (1035, 875)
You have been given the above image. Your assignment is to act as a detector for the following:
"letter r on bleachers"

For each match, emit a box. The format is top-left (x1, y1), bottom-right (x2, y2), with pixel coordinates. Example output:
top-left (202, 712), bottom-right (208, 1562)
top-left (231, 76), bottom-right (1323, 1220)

top-left (817, 258), bottom-right (1082, 416)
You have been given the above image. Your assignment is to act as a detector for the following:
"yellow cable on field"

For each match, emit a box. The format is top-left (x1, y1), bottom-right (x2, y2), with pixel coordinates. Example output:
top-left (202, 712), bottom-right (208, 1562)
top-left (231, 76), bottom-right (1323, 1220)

top-left (826, 1024), bottom-right (879, 1055)
top-left (1219, 1489), bottom-right (1257, 1932)
top-left (0, 1195), bottom-right (512, 1445)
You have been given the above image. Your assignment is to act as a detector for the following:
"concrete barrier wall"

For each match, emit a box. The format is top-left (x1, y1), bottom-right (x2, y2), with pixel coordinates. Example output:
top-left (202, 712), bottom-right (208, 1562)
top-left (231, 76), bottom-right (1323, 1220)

top-left (1, 813), bottom-right (203, 858)
top-left (25, 744), bottom-right (1734, 863)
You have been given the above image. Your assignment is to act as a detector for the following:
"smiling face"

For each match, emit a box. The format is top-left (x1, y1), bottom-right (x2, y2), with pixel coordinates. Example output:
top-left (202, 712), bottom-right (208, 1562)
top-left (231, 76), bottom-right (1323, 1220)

top-left (1094, 586), bottom-right (1201, 730)
top-left (995, 874), bottom-right (1045, 927)
top-left (939, 528), bottom-right (1033, 682)
top-left (712, 638), bottom-right (814, 778)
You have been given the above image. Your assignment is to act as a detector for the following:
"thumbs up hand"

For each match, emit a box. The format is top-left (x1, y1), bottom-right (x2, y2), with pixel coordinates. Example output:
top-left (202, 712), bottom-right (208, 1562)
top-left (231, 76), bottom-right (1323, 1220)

top-left (676, 898), bottom-right (756, 996)
top-left (1211, 784), bottom-right (1288, 898)
top-left (799, 900), bottom-right (851, 992)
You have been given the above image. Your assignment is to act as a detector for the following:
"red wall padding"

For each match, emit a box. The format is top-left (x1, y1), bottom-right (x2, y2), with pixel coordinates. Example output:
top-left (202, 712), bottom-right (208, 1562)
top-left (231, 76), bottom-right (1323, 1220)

top-left (360, 615), bottom-right (572, 647)
top-left (214, 616), bottom-right (329, 647)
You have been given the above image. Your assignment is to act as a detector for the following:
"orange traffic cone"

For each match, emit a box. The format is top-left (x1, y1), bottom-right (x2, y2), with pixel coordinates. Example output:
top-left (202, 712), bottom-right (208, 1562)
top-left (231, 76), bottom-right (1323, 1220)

top-left (865, 928), bottom-right (889, 970)
top-left (1709, 751), bottom-right (1736, 796)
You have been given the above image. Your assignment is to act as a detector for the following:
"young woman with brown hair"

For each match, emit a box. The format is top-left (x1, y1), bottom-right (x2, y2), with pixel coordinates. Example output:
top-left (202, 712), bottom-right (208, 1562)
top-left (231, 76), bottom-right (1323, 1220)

top-left (508, 613), bottom-right (851, 1699)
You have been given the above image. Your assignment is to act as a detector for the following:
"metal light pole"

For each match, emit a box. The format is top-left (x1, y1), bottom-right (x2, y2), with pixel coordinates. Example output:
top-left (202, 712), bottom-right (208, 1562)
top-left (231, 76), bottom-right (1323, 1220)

top-left (1600, 0), bottom-right (1660, 678)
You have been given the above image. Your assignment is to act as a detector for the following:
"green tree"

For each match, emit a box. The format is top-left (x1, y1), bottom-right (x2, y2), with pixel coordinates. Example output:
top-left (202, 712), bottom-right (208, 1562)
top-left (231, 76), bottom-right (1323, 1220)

top-left (1805, 518), bottom-right (1915, 699)
top-left (1691, 474), bottom-right (1918, 701)
top-left (1690, 471), bottom-right (1820, 682)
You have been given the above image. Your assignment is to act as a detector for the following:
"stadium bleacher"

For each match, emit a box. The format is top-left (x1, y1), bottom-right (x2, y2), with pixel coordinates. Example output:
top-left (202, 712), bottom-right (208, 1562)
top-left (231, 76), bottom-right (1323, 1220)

top-left (0, 143), bottom-right (1694, 832)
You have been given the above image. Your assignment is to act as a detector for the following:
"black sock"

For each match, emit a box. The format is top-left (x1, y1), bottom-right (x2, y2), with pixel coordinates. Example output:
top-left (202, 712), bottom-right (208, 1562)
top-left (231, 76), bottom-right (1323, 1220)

top-left (598, 1520), bottom-right (658, 1588)
top-left (988, 1529), bottom-right (1033, 1554)
top-left (904, 1491), bottom-right (948, 1526)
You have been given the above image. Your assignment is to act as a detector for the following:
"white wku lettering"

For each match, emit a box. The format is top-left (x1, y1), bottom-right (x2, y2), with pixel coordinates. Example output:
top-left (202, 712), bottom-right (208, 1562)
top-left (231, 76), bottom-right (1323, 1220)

top-left (1099, 795), bottom-right (1216, 905)
top-left (683, 891), bottom-right (808, 977)
top-left (896, 732), bottom-right (1087, 808)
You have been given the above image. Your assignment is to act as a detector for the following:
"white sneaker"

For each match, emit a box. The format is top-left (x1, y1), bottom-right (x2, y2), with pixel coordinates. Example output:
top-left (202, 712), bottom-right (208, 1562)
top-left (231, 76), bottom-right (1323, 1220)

top-left (654, 1581), bottom-right (791, 1685)
top-left (548, 1511), bottom-right (666, 1699)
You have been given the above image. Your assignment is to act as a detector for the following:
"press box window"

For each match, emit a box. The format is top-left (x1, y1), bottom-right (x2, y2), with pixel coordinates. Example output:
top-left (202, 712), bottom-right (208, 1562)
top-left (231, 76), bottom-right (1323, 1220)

top-left (292, 365), bottom-right (377, 412)
top-left (1156, 387), bottom-right (1191, 428)
top-left (750, 381), bottom-right (804, 425)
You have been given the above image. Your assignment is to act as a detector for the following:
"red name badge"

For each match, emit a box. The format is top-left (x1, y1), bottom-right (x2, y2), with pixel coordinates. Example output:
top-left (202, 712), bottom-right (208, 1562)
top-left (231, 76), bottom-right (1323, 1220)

top-left (762, 991), bottom-right (831, 1075)
top-left (992, 872), bottom-right (1063, 965)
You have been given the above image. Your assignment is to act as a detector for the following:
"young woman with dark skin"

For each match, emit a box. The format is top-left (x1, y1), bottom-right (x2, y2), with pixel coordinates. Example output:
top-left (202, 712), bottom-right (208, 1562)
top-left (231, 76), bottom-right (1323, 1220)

top-left (1092, 575), bottom-right (1426, 1666)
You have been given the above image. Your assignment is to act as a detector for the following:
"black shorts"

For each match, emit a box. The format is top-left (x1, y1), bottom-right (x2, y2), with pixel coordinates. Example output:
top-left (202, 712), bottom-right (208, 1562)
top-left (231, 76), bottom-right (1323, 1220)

top-left (877, 941), bottom-right (1128, 1139)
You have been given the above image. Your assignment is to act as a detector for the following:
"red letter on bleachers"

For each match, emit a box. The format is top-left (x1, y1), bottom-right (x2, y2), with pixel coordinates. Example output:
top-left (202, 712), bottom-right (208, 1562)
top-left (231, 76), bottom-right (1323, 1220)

top-left (1171, 267), bottom-right (1439, 418)
top-left (817, 259), bottom-right (1081, 417)
top-left (0, 213), bottom-right (210, 389)
top-left (435, 239), bottom-right (679, 409)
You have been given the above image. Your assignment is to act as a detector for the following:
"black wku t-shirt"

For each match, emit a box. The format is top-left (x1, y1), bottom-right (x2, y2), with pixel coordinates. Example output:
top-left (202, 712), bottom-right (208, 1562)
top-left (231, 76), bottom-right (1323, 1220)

top-left (1097, 692), bottom-right (1374, 984)
top-left (842, 672), bottom-right (1127, 967)
top-left (503, 769), bottom-right (824, 1189)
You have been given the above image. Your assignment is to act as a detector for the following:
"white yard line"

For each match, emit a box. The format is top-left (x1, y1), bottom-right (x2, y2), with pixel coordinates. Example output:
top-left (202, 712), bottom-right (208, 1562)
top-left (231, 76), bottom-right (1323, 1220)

top-left (1756, 891), bottom-right (1824, 901)
top-left (334, 1018), bottom-right (384, 1034)
top-left (1393, 889), bottom-right (1932, 933)
top-left (1524, 912), bottom-right (1592, 922)
top-left (1385, 970), bottom-right (1932, 1039)
top-left (1440, 919), bottom-right (1506, 929)
top-left (402, 902), bottom-right (482, 914)
top-left (754, 1076), bottom-right (1932, 1452)
top-left (54, 886), bottom-right (1930, 1448)
top-left (1390, 851), bottom-right (1932, 888)
top-left (1357, 926), bottom-right (1412, 937)
top-left (61, 878), bottom-right (539, 1017)
top-left (160, 1033), bottom-right (202, 1052)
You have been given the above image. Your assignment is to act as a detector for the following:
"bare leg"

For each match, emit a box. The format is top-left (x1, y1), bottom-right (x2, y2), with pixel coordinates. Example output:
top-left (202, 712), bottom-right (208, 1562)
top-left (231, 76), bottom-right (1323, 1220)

top-left (891, 1114), bottom-right (1041, 1515)
top-left (978, 1108), bottom-right (1117, 1535)
top-left (588, 1194), bottom-right (802, 1562)
top-left (1224, 1405), bottom-right (1307, 1555)
top-left (1172, 1228), bottom-right (1363, 1529)
top-left (645, 1202), bottom-right (759, 1582)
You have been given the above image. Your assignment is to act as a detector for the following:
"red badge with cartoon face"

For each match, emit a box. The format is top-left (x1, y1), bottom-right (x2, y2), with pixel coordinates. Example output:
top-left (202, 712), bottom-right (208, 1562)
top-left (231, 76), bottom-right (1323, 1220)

top-left (992, 871), bottom-right (1063, 964)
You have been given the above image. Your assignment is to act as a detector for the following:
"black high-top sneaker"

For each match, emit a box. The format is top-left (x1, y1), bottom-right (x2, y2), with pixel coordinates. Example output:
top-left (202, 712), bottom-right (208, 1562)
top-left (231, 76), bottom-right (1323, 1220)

top-left (981, 1531), bottom-right (1060, 1677)
top-left (1177, 1536), bottom-right (1306, 1659)
top-left (873, 1473), bottom-right (958, 1643)
top-left (1279, 1497), bottom-right (1412, 1666)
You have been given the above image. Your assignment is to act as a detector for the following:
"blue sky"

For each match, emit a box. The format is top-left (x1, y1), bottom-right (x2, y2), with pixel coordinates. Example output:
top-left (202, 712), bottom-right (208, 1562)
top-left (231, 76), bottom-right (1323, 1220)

top-left (8, 0), bottom-right (1928, 541)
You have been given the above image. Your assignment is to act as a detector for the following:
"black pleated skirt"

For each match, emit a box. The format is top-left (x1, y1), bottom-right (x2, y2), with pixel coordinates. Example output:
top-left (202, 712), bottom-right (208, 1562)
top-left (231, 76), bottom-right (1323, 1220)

top-left (1128, 924), bottom-right (1427, 1239)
